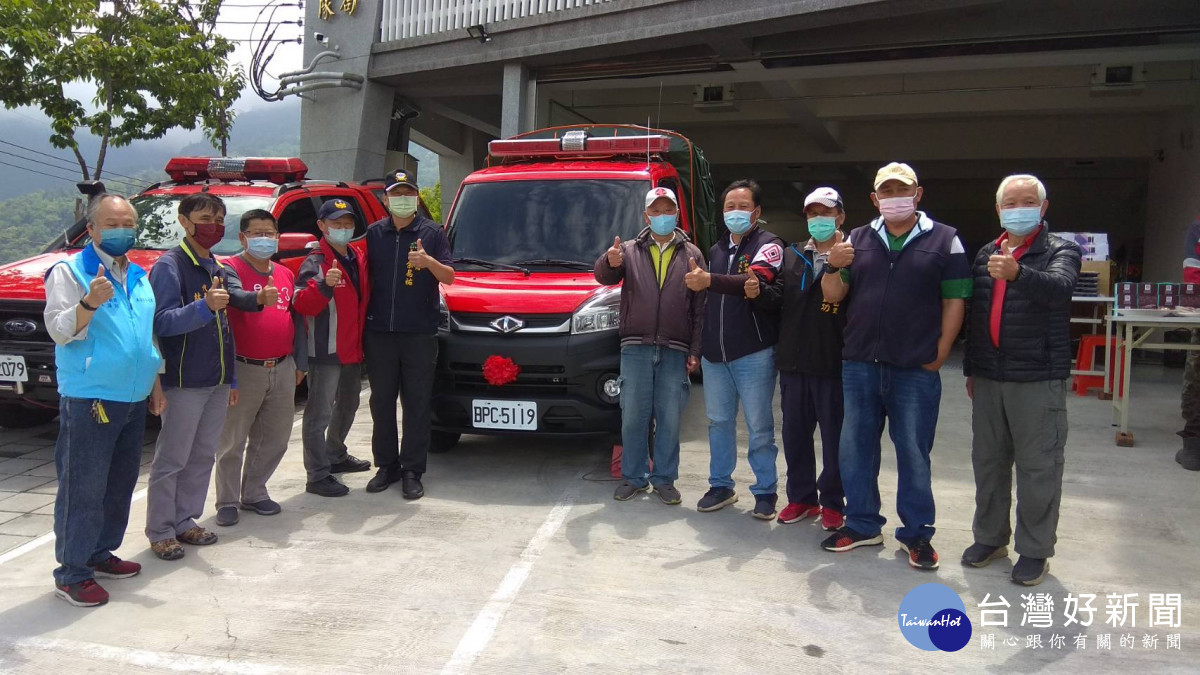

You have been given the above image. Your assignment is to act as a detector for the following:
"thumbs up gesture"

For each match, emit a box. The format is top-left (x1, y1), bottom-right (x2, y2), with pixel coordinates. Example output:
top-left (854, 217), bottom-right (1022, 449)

top-left (206, 275), bottom-right (230, 312)
top-left (606, 236), bottom-right (624, 268)
top-left (324, 257), bottom-right (343, 288)
top-left (408, 238), bottom-right (432, 270)
top-left (85, 264), bottom-right (114, 308)
top-left (988, 239), bottom-right (1019, 281)
top-left (828, 230), bottom-right (855, 269)
top-left (744, 273), bottom-right (761, 299)
top-left (684, 256), bottom-right (711, 292)
top-left (258, 273), bottom-right (279, 307)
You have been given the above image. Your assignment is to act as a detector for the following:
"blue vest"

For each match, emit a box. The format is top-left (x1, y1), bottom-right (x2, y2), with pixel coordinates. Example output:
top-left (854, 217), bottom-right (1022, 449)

top-left (54, 246), bottom-right (160, 402)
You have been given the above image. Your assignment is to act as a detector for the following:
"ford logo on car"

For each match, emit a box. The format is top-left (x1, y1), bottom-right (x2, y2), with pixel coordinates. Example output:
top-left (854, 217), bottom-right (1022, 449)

top-left (3, 319), bottom-right (37, 336)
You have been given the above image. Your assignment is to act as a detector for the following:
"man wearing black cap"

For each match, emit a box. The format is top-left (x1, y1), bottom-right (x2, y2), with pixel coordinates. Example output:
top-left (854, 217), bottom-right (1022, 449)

top-left (363, 169), bottom-right (454, 499)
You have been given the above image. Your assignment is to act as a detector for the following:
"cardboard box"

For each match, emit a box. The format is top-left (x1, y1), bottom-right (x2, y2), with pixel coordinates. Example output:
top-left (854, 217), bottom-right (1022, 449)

top-left (1160, 283), bottom-right (1181, 309)
top-left (1116, 282), bottom-right (1137, 308)
top-left (1182, 283), bottom-right (1200, 308)
top-left (1080, 260), bottom-right (1114, 297)
top-left (1138, 282), bottom-right (1159, 309)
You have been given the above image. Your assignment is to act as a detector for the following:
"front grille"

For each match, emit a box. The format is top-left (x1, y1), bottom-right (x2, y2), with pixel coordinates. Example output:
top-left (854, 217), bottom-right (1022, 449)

top-left (445, 360), bottom-right (572, 395)
top-left (451, 312), bottom-right (571, 333)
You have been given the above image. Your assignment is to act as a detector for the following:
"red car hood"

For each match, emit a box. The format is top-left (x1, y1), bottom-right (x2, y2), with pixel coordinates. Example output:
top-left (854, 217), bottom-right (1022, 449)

top-left (443, 271), bottom-right (603, 314)
top-left (0, 249), bottom-right (166, 302)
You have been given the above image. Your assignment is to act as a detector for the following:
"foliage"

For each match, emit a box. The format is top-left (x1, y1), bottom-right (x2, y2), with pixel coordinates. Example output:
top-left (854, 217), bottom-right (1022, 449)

top-left (0, 0), bottom-right (244, 181)
top-left (0, 190), bottom-right (78, 265)
top-left (420, 182), bottom-right (443, 224)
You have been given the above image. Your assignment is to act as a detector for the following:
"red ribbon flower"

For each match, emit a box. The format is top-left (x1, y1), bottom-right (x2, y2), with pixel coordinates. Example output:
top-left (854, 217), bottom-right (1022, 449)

top-left (482, 355), bottom-right (521, 387)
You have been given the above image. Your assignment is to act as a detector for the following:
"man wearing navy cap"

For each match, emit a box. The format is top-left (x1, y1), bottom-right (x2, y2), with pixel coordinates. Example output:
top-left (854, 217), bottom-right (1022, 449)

top-left (363, 169), bottom-right (454, 499)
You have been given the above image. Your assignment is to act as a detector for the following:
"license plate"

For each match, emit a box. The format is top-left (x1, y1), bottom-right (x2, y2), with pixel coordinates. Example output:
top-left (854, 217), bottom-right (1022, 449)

top-left (0, 355), bottom-right (27, 383)
top-left (471, 399), bottom-right (537, 430)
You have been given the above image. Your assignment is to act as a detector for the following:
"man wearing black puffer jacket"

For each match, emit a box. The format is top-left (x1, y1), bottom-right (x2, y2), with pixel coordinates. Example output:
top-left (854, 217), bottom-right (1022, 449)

top-left (962, 174), bottom-right (1081, 587)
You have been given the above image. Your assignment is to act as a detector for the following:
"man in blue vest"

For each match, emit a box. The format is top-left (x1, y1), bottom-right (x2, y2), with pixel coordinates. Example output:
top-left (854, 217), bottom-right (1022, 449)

top-left (819, 162), bottom-right (972, 570)
top-left (44, 194), bottom-right (167, 607)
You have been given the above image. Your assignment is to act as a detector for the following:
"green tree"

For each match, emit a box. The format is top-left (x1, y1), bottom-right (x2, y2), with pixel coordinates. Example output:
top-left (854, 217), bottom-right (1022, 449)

top-left (0, 0), bottom-right (244, 184)
top-left (420, 182), bottom-right (443, 224)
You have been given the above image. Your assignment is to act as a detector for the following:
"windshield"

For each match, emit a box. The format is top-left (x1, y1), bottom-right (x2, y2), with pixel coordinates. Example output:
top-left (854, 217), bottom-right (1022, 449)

top-left (74, 194), bottom-right (273, 256)
top-left (448, 179), bottom-right (652, 266)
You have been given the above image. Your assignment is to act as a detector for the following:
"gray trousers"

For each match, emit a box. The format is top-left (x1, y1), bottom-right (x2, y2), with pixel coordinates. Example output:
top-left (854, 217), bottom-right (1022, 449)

top-left (303, 362), bottom-right (362, 483)
top-left (215, 357), bottom-right (297, 509)
top-left (146, 385), bottom-right (230, 541)
top-left (971, 377), bottom-right (1068, 558)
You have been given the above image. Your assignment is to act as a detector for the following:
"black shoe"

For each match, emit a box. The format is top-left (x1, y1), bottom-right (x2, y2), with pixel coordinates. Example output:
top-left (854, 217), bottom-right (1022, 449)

top-left (961, 542), bottom-right (1008, 568)
top-left (330, 455), bottom-right (372, 474)
top-left (1012, 556), bottom-right (1049, 586)
top-left (215, 506), bottom-right (239, 527)
top-left (696, 487), bottom-right (738, 512)
top-left (1177, 438), bottom-right (1200, 471)
top-left (820, 526), bottom-right (884, 552)
top-left (401, 471), bottom-right (424, 500)
top-left (366, 466), bottom-right (402, 493)
top-left (306, 475), bottom-right (350, 497)
top-left (900, 538), bottom-right (940, 570)
top-left (752, 493), bottom-right (778, 520)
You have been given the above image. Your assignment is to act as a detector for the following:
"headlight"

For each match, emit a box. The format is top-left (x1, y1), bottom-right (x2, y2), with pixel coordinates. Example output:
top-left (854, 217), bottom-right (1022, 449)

top-left (572, 286), bottom-right (621, 335)
top-left (439, 293), bottom-right (450, 331)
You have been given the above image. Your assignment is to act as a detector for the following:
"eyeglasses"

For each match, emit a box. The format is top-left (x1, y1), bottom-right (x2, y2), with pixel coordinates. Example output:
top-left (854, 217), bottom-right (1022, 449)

top-left (244, 231), bottom-right (278, 238)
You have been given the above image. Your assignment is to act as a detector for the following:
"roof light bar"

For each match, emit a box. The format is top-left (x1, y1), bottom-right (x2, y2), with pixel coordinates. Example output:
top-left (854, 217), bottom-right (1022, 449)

top-left (165, 157), bottom-right (309, 184)
top-left (488, 134), bottom-right (672, 159)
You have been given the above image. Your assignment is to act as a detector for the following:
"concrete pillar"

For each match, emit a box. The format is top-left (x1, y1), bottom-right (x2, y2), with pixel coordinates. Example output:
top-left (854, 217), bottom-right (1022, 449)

top-left (501, 63), bottom-right (533, 139)
top-left (437, 127), bottom-right (492, 221)
top-left (1145, 110), bottom-right (1200, 283)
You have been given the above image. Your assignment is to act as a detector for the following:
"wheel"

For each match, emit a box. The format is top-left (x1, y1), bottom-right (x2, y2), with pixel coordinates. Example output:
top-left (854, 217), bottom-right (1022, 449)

top-left (0, 402), bottom-right (58, 429)
top-left (430, 430), bottom-right (461, 453)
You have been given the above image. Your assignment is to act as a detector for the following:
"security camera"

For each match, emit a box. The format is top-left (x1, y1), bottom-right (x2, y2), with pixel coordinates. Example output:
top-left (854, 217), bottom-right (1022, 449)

top-left (314, 32), bottom-right (328, 44)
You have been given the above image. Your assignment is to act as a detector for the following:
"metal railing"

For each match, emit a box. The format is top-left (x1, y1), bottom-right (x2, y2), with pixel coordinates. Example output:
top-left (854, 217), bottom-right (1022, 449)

top-left (380, 0), bottom-right (612, 42)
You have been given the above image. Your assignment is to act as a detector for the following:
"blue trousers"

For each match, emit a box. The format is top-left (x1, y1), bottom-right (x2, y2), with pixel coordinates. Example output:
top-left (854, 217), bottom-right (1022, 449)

top-left (702, 347), bottom-right (779, 495)
top-left (619, 345), bottom-right (689, 487)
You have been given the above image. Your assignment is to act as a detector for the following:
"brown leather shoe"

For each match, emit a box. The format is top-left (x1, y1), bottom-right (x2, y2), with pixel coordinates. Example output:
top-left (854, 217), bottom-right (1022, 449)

top-left (177, 526), bottom-right (218, 546)
top-left (150, 538), bottom-right (185, 561)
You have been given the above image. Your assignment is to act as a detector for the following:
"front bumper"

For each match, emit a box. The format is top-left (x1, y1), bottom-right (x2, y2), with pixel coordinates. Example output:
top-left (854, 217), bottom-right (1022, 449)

top-left (432, 327), bottom-right (621, 437)
top-left (0, 300), bottom-right (60, 405)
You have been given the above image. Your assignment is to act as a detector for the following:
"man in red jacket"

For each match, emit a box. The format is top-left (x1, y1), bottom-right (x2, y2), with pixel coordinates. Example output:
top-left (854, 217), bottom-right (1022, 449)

top-left (294, 200), bottom-right (372, 496)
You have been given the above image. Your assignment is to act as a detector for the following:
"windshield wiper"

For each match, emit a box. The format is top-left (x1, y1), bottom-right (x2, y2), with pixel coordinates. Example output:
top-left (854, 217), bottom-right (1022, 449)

top-left (453, 257), bottom-right (530, 276)
top-left (514, 258), bottom-right (594, 271)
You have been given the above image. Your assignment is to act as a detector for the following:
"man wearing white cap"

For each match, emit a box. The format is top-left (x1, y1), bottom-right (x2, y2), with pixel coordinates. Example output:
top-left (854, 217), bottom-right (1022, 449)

top-left (595, 187), bottom-right (706, 505)
top-left (749, 187), bottom-right (847, 530)
top-left (820, 163), bottom-right (971, 570)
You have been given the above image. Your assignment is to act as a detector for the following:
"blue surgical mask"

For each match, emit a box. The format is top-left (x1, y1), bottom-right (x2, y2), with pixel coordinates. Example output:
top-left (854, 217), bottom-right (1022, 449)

top-left (724, 210), bottom-right (754, 235)
top-left (807, 216), bottom-right (838, 242)
top-left (999, 206), bottom-right (1042, 236)
top-left (97, 227), bottom-right (136, 257)
top-left (648, 213), bottom-right (678, 236)
top-left (246, 236), bottom-right (279, 259)
top-left (327, 228), bottom-right (354, 246)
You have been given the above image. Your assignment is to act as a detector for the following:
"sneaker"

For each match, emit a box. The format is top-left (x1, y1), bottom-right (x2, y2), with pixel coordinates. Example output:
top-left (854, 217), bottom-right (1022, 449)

top-left (89, 556), bottom-right (141, 579)
top-left (655, 483), bottom-right (682, 505)
top-left (215, 506), bottom-right (239, 527)
top-left (366, 465), bottom-right (402, 493)
top-left (901, 538), bottom-right (940, 570)
top-left (150, 538), bottom-right (185, 561)
top-left (819, 507), bottom-right (845, 531)
top-left (240, 499), bottom-right (282, 516)
top-left (1012, 556), bottom-right (1049, 586)
top-left (613, 481), bottom-right (650, 501)
top-left (177, 526), bottom-right (218, 546)
top-left (330, 455), bottom-right (372, 474)
top-left (961, 542), bottom-right (1008, 568)
top-left (752, 494), bottom-right (778, 520)
top-left (820, 527), bottom-right (884, 552)
top-left (55, 579), bottom-right (109, 607)
top-left (777, 503), bottom-right (820, 524)
top-left (696, 487), bottom-right (738, 512)
top-left (306, 475), bottom-right (350, 497)
top-left (401, 471), bottom-right (424, 500)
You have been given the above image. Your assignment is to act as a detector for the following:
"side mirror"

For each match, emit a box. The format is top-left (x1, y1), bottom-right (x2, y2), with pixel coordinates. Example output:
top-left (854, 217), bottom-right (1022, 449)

top-left (277, 232), bottom-right (317, 259)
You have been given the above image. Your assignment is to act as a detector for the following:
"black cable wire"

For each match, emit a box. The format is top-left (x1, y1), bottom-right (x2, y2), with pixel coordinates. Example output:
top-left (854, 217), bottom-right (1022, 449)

top-left (0, 159), bottom-right (81, 185)
top-left (0, 139), bottom-right (148, 184)
top-left (0, 148), bottom-right (150, 193)
top-left (0, 150), bottom-right (149, 195)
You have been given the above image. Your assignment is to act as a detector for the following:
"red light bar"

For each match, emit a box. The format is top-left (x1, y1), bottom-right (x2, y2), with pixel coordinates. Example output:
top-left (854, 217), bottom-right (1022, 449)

top-left (165, 157), bottom-right (308, 183)
top-left (488, 135), bottom-right (672, 158)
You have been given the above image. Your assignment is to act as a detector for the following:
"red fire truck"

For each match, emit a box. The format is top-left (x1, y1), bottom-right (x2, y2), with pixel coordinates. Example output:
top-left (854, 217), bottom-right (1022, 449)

top-left (431, 125), bottom-right (717, 451)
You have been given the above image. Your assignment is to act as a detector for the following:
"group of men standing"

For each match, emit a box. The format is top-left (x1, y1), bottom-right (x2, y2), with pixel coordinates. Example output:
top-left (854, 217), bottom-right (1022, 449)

top-left (46, 169), bottom-right (452, 607)
top-left (599, 162), bottom-right (1080, 587)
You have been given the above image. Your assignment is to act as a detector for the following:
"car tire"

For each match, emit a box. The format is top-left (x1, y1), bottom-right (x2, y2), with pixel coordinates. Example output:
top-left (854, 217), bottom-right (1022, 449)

top-left (430, 430), bottom-right (461, 454)
top-left (0, 402), bottom-right (58, 429)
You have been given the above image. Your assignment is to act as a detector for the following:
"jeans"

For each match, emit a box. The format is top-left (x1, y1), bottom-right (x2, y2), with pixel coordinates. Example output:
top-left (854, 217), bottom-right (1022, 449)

top-left (702, 346), bottom-right (779, 496)
top-left (619, 345), bottom-right (689, 488)
top-left (365, 331), bottom-right (437, 475)
top-left (303, 362), bottom-right (363, 482)
top-left (840, 360), bottom-right (940, 542)
top-left (53, 397), bottom-right (146, 585)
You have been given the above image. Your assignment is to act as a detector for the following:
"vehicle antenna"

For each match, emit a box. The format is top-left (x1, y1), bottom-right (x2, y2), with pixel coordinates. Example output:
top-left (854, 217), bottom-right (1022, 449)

top-left (655, 80), bottom-right (663, 130)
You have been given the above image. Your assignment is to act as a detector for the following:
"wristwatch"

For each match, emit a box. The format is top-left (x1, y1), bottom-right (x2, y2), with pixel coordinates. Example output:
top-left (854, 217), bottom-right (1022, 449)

top-left (79, 298), bottom-right (97, 312)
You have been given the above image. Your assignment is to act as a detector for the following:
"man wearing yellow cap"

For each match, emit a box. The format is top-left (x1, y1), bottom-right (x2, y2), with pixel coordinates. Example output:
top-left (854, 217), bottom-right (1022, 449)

top-left (819, 162), bottom-right (971, 571)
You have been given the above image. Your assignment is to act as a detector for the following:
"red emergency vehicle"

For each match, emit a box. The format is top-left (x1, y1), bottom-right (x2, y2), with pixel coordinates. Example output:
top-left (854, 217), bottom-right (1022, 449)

top-left (432, 125), bottom-right (717, 451)
top-left (0, 156), bottom-right (407, 428)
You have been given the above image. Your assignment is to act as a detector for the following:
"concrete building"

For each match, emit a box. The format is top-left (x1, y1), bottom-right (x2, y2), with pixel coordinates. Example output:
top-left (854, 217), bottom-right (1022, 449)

top-left (299, 0), bottom-right (1200, 279)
